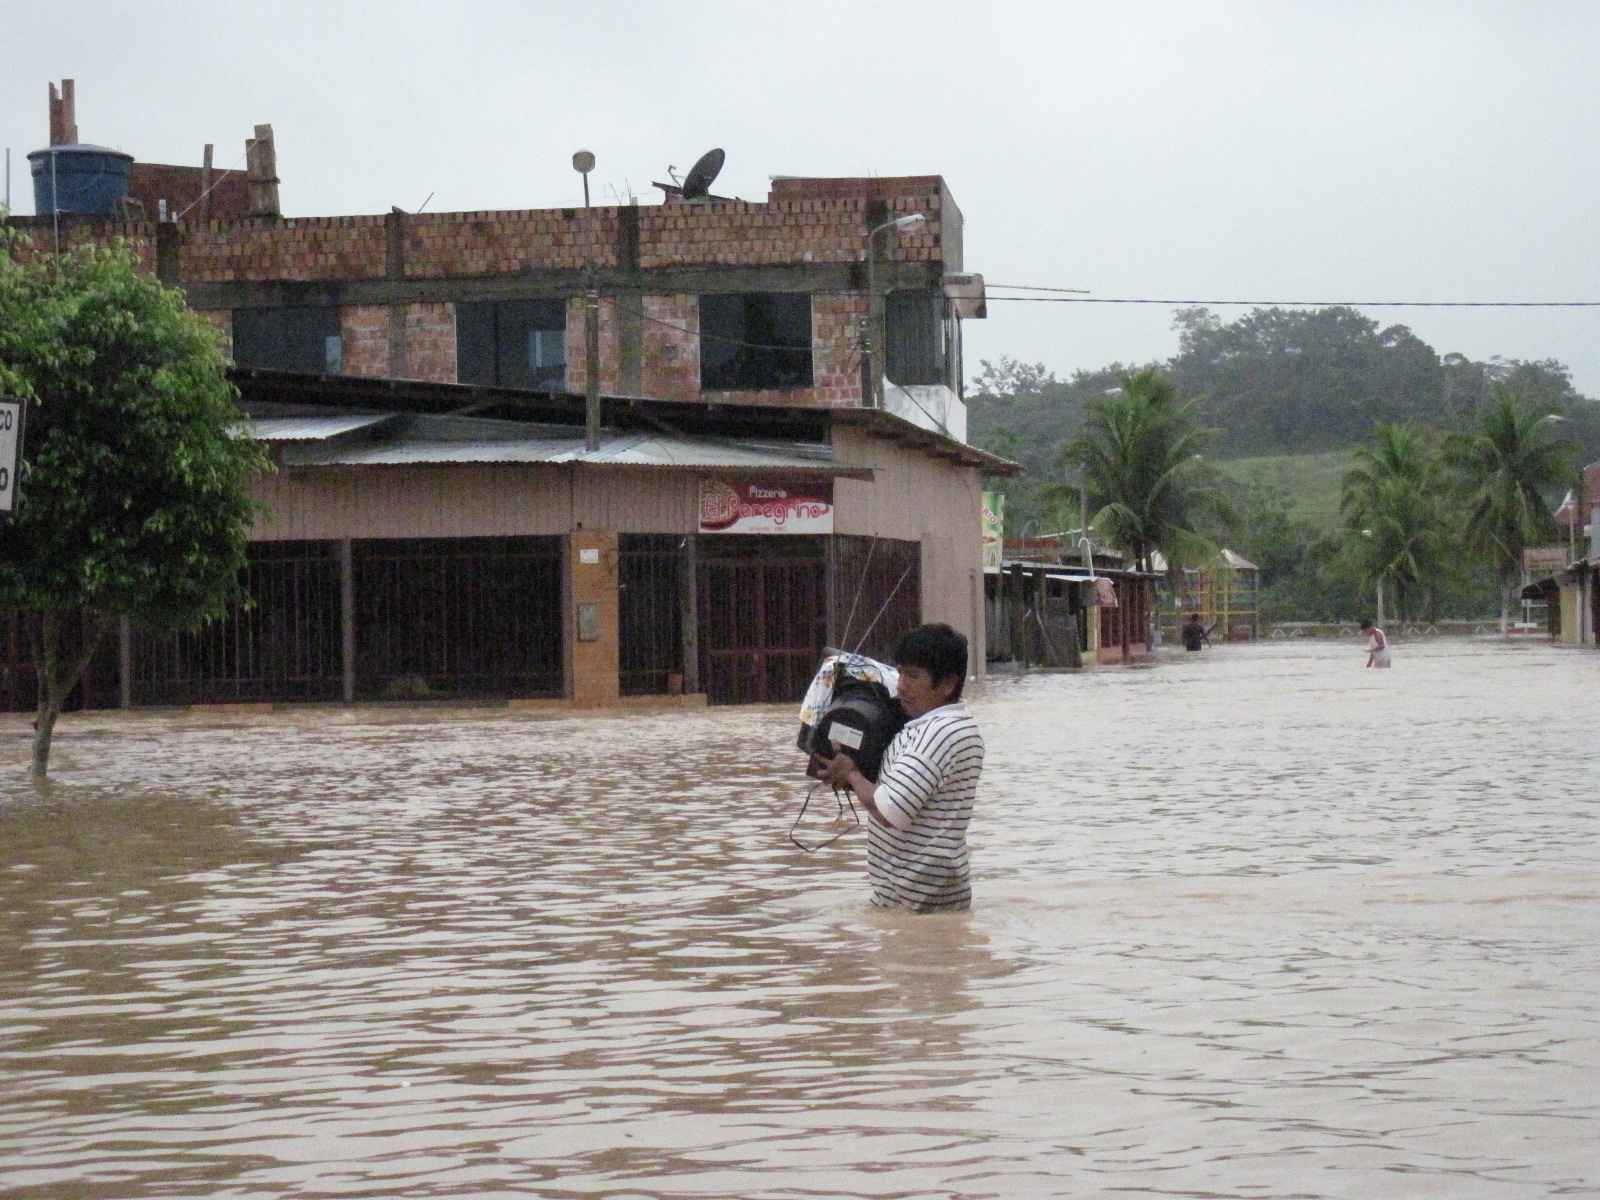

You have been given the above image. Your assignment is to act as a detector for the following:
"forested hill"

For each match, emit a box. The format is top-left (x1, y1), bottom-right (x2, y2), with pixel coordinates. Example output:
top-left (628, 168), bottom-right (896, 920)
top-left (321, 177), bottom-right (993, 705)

top-left (968, 305), bottom-right (1600, 478)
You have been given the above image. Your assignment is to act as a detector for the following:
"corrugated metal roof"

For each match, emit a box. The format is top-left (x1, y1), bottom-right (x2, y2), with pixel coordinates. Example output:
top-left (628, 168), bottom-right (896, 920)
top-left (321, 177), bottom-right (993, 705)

top-left (282, 429), bottom-right (872, 477)
top-left (250, 414), bottom-right (395, 441)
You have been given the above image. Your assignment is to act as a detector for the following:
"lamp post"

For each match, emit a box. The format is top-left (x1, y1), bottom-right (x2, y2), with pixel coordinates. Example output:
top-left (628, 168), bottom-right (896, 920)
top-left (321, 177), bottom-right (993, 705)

top-left (1361, 528), bottom-right (1386, 625)
top-left (861, 212), bottom-right (926, 409)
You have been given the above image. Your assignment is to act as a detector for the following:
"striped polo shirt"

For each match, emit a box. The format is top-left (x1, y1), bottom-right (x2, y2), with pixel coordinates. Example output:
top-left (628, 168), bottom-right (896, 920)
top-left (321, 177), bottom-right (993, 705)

top-left (868, 702), bottom-right (985, 912)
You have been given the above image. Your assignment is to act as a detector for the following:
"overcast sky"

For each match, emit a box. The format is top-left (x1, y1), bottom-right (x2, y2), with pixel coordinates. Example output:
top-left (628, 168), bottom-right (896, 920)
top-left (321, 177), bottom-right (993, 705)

top-left (6, 1), bottom-right (1598, 397)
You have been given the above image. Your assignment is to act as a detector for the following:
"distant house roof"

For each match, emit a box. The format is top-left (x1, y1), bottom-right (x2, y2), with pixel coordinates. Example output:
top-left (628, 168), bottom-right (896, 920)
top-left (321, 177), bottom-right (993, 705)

top-left (1149, 549), bottom-right (1259, 573)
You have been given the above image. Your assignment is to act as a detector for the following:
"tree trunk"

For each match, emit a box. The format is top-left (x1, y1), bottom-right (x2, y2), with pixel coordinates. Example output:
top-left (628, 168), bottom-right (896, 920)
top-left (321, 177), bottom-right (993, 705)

top-left (1499, 583), bottom-right (1511, 638)
top-left (30, 608), bottom-right (114, 780)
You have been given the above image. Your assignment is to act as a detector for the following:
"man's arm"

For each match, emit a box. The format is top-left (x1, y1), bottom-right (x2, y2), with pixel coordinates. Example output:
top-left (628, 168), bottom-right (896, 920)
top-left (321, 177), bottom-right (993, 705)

top-left (813, 751), bottom-right (893, 827)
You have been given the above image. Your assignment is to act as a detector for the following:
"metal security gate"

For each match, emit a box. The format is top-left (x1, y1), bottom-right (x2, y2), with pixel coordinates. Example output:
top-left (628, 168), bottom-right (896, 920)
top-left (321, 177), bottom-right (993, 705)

top-left (619, 535), bottom-right (683, 695)
top-left (697, 537), bottom-right (825, 705)
top-left (353, 536), bottom-right (562, 700)
top-left (0, 609), bottom-right (120, 712)
top-left (131, 541), bottom-right (343, 705)
top-left (829, 536), bottom-right (920, 662)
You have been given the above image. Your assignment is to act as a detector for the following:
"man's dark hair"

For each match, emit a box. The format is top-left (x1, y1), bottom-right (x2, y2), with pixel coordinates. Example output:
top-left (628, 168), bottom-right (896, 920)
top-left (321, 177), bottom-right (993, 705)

top-left (1359, 618), bottom-right (1374, 630)
top-left (894, 623), bottom-right (968, 700)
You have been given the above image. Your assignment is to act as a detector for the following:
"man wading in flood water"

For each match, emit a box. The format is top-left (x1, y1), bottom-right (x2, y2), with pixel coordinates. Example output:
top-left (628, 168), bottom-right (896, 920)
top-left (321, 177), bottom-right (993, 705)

top-left (815, 624), bottom-right (986, 912)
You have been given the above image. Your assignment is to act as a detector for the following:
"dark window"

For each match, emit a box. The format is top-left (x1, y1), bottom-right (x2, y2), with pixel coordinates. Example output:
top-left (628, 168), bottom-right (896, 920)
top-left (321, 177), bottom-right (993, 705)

top-left (456, 299), bottom-right (567, 389)
top-left (232, 306), bottom-right (342, 374)
top-left (699, 293), bottom-right (813, 390)
top-left (886, 290), bottom-right (947, 387)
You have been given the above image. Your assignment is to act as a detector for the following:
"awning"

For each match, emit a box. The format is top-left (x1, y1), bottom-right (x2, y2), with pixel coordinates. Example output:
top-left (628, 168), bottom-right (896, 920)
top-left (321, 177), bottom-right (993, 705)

top-left (261, 413), bottom-right (874, 479)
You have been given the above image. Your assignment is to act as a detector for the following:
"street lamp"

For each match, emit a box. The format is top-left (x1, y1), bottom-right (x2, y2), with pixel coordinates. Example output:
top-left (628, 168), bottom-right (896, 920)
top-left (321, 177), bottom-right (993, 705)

top-left (1538, 415), bottom-right (1573, 564)
top-left (1361, 528), bottom-right (1387, 625)
top-left (862, 212), bottom-right (926, 409)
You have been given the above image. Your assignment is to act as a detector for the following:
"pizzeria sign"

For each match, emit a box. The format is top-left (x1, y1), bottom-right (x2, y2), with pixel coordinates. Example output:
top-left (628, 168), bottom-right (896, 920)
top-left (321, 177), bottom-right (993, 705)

top-left (699, 479), bottom-right (833, 535)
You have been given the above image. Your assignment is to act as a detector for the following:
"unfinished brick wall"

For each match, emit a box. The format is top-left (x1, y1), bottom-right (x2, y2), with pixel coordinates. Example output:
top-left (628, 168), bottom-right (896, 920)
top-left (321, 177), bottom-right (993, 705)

top-left (181, 216), bottom-right (387, 283)
top-left (340, 306), bottom-right (390, 378)
top-left (5, 219), bottom-right (157, 275)
top-left (402, 303), bottom-right (456, 383)
top-left (404, 209), bottom-right (620, 277)
top-left (127, 163), bottom-right (251, 222)
top-left (812, 293), bottom-right (867, 406)
top-left (640, 295), bottom-right (700, 402)
top-left (564, 296), bottom-right (620, 395)
top-left (4, 174), bottom-right (961, 408)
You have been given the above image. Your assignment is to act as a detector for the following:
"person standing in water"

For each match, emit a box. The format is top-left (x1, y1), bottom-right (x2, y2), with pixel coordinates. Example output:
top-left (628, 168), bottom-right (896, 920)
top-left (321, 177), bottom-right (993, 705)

top-left (1180, 613), bottom-right (1212, 652)
top-left (815, 623), bottom-right (985, 912)
top-left (1361, 618), bottom-right (1392, 668)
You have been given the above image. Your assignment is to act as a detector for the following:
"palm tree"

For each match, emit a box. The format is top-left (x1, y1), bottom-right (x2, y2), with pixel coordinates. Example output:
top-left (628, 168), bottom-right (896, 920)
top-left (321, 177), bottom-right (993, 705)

top-left (1340, 423), bottom-right (1449, 623)
top-left (1443, 387), bottom-right (1576, 634)
top-left (1060, 368), bottom-right (1231, 580)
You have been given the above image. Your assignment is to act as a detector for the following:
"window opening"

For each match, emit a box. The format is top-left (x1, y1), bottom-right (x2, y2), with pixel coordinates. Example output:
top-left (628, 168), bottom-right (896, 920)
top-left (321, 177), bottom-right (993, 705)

top-left (699, 293), bottom-right (813, 390)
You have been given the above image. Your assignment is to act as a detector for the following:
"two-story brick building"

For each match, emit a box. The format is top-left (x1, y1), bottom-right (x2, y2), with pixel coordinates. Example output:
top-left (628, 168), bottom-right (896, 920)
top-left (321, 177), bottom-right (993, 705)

top-left (3, 83), bottom-right (1011, 711)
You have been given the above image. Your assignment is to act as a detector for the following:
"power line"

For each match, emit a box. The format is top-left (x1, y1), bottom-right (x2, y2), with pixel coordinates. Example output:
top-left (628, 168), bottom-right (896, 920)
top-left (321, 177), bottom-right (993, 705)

top-left (983, 293), bottom-right (1600, 309)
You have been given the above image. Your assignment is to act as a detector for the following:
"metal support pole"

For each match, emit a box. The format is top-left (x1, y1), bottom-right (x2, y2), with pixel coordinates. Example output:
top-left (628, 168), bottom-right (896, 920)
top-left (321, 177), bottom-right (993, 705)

top-left (1009, 561), bottom-right (1025, 670)
top-left (339, 539), bottom-right (355, 702)
top-left (680, 536), bottom-right (699, 695)
top-left (865, 237), bottom-right (877, 409)
top-left (118, 617), bottom-right (132, 709)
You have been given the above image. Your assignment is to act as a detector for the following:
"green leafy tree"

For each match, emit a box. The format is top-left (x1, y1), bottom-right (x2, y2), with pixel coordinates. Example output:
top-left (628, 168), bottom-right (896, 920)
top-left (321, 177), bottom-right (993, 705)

top-left (1443, 387), bottom-right (1576, 634)
top-left (1339, 423), bottom-right (1451, 622)
top-left (1060, 368), bottom-right (1233, 580)
top-left (0, 237), bottom-right (269, 777)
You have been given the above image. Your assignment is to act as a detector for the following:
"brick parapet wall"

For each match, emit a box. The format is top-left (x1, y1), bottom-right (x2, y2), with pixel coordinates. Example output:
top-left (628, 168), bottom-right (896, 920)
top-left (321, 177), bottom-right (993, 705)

top-left (404, 208), bottom-right (621, 277)
top-left (637, 189), bottom-right (943, 269)
top-left (5, 218), bottom-right (158, 275)
top-left (6, 174), bottom-right (954, 283)
top-left (180, 216), bottom-right (388, 282)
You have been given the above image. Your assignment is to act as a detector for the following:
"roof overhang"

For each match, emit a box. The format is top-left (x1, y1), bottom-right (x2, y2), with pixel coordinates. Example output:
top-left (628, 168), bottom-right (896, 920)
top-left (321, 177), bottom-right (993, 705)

top-left (831, 406), bottom-right (1019, 475)
top-left (250, 410), bottom-right (873, 480)
top-left (230, 368), bottom-right (1011, 477)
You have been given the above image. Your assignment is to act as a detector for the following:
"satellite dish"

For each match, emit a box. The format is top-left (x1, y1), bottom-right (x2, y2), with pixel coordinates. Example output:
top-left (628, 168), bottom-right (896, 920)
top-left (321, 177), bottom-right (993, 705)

top-left (680, 147), bottom-right (725, 200)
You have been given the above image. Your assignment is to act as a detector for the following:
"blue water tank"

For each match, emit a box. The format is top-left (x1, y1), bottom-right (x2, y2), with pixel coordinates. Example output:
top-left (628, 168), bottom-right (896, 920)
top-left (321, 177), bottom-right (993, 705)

top-left (27, 144), bottom-right (135, 218)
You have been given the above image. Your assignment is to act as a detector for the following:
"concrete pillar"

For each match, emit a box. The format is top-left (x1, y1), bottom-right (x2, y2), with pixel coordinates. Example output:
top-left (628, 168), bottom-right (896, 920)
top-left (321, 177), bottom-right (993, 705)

top-left (569, 529), bottom-right (620, 707)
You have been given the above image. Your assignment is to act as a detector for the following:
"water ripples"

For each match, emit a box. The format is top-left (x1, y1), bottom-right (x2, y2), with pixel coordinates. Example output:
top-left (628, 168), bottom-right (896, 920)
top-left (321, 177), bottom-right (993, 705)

top-left (2, 638), bottom-right (1596, 1197)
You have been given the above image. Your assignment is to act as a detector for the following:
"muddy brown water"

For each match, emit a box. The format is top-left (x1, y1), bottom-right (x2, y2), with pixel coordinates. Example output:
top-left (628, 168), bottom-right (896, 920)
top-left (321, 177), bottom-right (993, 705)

top-left (2, 638), bottom-right (1596, 1198)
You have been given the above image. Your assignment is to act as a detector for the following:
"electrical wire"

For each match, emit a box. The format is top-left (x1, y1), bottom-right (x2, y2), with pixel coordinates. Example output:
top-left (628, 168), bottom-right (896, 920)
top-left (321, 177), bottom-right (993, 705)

top-left (982, 292), bottom-right (1600, 308)
top-left (172, 151), bottom-right (249, 223)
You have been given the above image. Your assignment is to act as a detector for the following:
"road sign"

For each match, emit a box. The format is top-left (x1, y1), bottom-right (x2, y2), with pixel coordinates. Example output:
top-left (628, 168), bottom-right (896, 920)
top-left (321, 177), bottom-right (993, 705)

top-left (0, 397), bottom-right (27, 520)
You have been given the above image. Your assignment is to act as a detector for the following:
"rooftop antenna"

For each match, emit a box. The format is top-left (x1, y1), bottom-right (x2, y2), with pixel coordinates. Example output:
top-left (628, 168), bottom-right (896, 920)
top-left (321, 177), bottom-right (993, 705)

top-left (680, 147), bottom-right (724, 201)
top-left (571, 149), bottom-right (595, 208)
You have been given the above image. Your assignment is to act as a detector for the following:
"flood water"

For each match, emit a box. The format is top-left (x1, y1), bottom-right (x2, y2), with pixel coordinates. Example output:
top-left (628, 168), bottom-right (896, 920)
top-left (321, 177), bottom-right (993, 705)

top-left (2, 637), bottom-right (1596, 1198)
